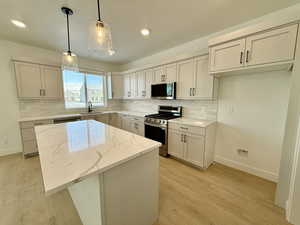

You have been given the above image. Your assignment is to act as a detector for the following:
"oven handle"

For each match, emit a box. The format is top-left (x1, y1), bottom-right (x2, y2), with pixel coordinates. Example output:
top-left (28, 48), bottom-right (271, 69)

top-left (144, 122), bottom-right (166, 130)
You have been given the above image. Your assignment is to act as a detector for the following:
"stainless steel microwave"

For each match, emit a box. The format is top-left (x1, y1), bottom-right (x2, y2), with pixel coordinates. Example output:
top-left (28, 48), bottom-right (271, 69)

top-left (151, 82), bottom-right (176, 100)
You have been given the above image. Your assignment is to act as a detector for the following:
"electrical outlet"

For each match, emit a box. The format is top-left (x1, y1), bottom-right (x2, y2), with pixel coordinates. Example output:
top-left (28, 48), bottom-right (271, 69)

top-left (237, 148), bottom-right (248, 157)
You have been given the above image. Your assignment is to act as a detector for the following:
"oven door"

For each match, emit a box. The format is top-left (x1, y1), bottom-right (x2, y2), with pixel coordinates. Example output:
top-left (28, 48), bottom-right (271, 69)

top-left (144, 123), bottom-right (166, 145)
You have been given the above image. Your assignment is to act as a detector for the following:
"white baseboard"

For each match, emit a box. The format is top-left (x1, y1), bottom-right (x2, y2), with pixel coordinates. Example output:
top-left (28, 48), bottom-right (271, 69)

top-left (214, 155), bottom-right (278, 182)
top-left (0, 147), bottom-right (22, 157)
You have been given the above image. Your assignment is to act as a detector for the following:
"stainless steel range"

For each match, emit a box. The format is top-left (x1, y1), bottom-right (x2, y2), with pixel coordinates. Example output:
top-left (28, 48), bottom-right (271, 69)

top-left (144, 106), bottom-right (182, 156)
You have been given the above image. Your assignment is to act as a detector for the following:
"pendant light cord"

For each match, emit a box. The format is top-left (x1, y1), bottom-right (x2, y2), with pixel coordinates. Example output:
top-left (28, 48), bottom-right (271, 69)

top-left (97, 0), bottom-right (101, 21)
top-left (66, 12), bottom-right (71, 53)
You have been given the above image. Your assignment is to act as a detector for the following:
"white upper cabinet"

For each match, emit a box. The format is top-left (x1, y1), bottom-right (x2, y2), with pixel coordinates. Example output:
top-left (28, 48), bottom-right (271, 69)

top-left (153, 64), bottom-right (177, 84)
top-left (111, 74), bottom-right (124, 99)
top-left (14, 61), bottom-right (62, 99)
top-left (194, 55), bottom-right (216, 99)
top-left (15, 62), bottom-right (42, 98)
top-left (164, 63), bottom-right (177, 83)
top-left (177, 59), bottom-right (195, 99)
top-left (123, 74), bottom-right (130, 99)
top-left (153, 66), bottom-right (165, 84)
top-left (144, 69), bottom-right (153, 99)
top-left (130, 73), bottom-right (137, 98)
top-left (209, 23), bottom-right (298, 74)
top-left (245, 24), bottom-right (298, 66)
top-left (41, 66), bottom-right (63, 99)
top-left (136, 71), bottom-right (146, 98)
top-left (209, 39), bottom-right (246, 72)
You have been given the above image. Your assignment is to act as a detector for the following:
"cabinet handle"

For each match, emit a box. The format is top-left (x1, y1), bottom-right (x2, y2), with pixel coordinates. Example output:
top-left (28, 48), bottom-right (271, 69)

top-left (189, 88), bottom-right (192, 96)
top-left (43, 89), bottom-right (46, 96)
top-left (193, 88), bottom-right (196, 96)
top-left (40, 89), bottom-right (42, 96)
top-left (180, 127), bottom-right (188, 130)
top-left (246, 50), bottom-right (250, 63)
top-left (240, 51), bottom-right (243, 64)
top-left (184, 135), bottom-right (187, 143)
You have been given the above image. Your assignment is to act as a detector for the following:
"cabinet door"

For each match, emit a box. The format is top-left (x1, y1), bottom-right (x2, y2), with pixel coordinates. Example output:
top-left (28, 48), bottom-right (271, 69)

top-left (132, 121), bottom-right (144, 136)
top-left (145, 69), bottom-right (153, 99)
top-left (41, 66), bottom-right (63, 99)
top-left (168, 129), bottom-right (184, 159)
top-left (136, 71), bottom-right (146, 98)
top-left (194, 55), bottom-right (215, 99)
top-left (14, 62), bottom-right (43, 98)
top-left (96, 114), bottom-right (109, 124)
top-left (184, 134), bottom-right (205, 168)
top-left (165, 63), bottom-right (177, 83)
top-left (123, 74), bottom-right (131, 99)
top-left (121, 116), bottom-right (132, 132)
top-left (177, 59), bottom-right (195, 99)
top-left (153, 67), bottom-right (165, 84)
top-left (109, 113), bottom-right (121, 128)
top-left (111, 75), bottom-right (124, 99)
top-left (130, 73), bottom-right (137, 98)
top-left (245, 24), bottom-right (298, 66)
top-left (209, 39), bottom-right (246, 72)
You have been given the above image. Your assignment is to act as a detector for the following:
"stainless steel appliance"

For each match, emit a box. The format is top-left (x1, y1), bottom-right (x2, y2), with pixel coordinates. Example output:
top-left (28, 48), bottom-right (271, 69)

top-left (151, 82), bottom-right (176, 100)
top-left (144, 106), bottom-right (182, 156)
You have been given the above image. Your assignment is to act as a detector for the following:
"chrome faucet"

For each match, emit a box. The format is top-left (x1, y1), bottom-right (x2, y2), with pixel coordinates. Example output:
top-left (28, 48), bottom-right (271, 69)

top-left (87, 101), bottom-right (94, 113)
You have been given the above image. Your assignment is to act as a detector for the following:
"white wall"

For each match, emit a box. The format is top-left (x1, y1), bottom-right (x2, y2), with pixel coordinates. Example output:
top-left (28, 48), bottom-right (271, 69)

top-left (0, 39), bottom-right (120, 156)
top-left (276, 27), bottom-right (300, 209)
top-left (215, 72), bottom-right (290, 182)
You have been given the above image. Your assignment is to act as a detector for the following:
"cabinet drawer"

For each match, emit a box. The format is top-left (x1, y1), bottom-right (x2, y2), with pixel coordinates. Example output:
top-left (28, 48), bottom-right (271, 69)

top-left (131, 116), bottom-right (144, 123)
top-left (21, 128), bottom-right (36, 141)
top-left (168, 123), bottom-right (205, 136)
top-left (23, 140), bottom-right (38, 155)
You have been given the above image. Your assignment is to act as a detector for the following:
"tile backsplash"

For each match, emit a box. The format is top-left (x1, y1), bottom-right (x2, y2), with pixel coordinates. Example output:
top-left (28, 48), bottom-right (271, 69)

top-left (19, 99), bottom-right (122, 118)
top-left (121, 99), bottom-right (218, 120)
top-left (19, 98), bottom-right (217, 121)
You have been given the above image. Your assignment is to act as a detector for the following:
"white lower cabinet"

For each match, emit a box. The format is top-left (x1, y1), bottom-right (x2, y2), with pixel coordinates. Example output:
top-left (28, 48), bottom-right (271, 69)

top-left (121, 115), bottom-right (144, 136)
top-left (168, 129), bottom-right (184, 159)
top-left (184, 134), bottom-right (205, 167)
top-left (168, 122), bottom-right (216, 169)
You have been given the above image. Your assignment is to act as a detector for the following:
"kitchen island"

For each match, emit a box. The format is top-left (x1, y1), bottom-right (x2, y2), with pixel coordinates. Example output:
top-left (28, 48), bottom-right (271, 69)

top-left (35, 120), bottom-right (161, 225)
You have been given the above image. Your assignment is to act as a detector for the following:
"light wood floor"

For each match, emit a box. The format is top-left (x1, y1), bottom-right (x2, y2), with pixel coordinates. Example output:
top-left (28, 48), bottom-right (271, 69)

top-left (0, 154), bottom-right (290, 225)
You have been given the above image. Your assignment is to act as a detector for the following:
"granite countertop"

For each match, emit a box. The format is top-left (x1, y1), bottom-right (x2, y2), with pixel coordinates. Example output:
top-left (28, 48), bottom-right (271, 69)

top-left (18, 111), bottom-right (154, 122)
top-left (169, 118), bottom-right (216, 128)
top-left (35, 120), bottom-right (161, 195)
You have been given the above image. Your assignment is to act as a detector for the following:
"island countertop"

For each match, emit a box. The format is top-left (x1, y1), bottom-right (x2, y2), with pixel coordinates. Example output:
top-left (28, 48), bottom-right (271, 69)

top-left (35, 120), bottom-right (161, 195)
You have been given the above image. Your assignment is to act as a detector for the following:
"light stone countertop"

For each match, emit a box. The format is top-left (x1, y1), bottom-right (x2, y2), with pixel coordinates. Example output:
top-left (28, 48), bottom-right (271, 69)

top-left (169, 117), bottom-right (216, 128)
top-left (18, 111), bottom-right (154, 122)
top-left (35, 120), bottom-right (161, 195)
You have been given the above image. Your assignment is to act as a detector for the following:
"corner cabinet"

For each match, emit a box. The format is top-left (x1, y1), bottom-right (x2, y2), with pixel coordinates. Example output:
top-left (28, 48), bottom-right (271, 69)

top-left (168, 121), bottom-right (217, 169)
top-left (14, 61), bottom-right (63, 99)
top-left (209, 23), bottom-right (298, 74)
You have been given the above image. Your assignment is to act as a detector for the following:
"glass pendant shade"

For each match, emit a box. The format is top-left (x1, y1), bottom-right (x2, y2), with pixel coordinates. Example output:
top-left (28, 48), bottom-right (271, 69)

top-left (62, 51), bottom-right (79, 72)
top-left (88, 20), bottom-right (114, 55)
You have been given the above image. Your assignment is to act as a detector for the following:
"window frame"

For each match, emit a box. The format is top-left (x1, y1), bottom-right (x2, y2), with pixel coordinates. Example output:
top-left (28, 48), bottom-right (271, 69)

top-left (62, 68), bottom-right (108, 110)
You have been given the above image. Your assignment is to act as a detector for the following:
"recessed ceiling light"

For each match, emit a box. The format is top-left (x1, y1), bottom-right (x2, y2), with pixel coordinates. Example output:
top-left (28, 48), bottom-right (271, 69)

top-left (11, 20), bottom-right (26, 28)
top-left (140, 28), bottom-right (150, 36)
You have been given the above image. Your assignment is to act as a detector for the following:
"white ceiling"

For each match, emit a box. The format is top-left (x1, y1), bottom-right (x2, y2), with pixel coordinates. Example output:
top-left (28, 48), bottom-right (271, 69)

top-left (0, 0), bottom-right (299, 64)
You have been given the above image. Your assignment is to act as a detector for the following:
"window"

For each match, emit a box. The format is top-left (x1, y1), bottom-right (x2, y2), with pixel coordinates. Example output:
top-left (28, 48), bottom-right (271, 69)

top-left (63, 70), bottom-right (106, 108)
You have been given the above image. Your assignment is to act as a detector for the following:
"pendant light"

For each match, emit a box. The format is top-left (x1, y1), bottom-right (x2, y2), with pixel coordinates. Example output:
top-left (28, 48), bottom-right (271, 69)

top-left (88, 0), bottom-right (115, 55)
top-left (61, 7), bottom-right (79, 71)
